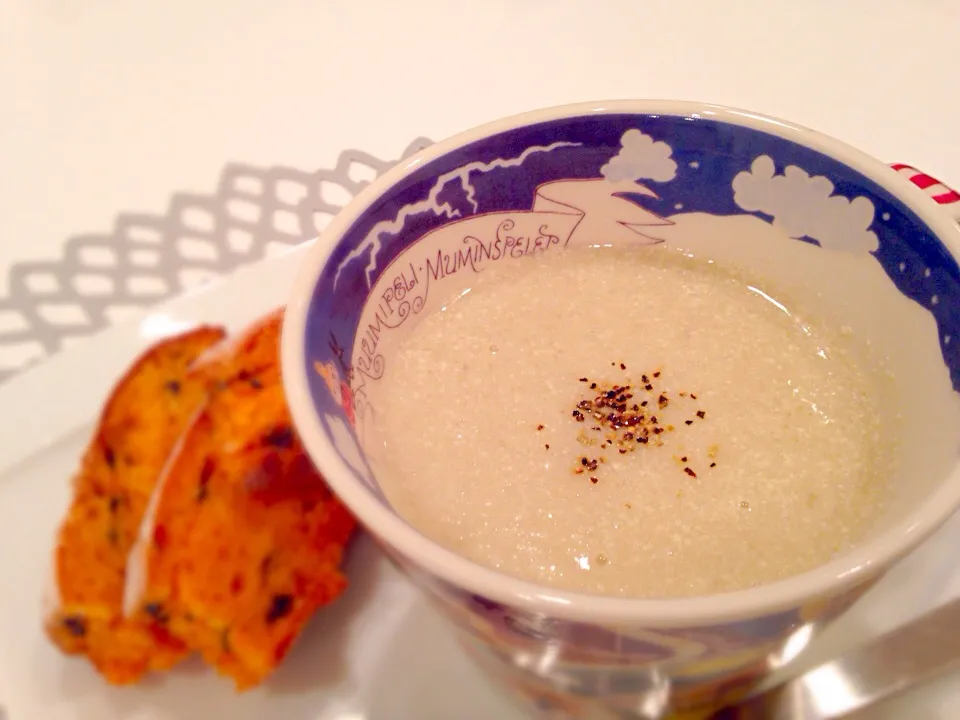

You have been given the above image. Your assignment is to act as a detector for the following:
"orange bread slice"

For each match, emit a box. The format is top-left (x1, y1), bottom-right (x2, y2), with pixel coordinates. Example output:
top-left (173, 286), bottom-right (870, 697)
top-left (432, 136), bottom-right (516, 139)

top-left (124, 310), bottom-right (286, 622)
top-left (46, 324), bottom-right (226, 684)
top-left (126, 309), bottom-right (357, 689)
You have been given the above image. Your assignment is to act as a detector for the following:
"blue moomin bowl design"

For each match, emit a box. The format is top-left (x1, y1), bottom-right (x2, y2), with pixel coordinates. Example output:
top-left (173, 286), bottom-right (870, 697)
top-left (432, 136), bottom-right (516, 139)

top-left (282, 101), bottom-right (960, 716)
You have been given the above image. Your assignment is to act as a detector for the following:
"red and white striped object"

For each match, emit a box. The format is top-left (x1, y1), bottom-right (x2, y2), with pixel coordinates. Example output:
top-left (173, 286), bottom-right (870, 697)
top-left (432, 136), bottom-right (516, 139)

top-left (889, 163), bottom-right (960, 207)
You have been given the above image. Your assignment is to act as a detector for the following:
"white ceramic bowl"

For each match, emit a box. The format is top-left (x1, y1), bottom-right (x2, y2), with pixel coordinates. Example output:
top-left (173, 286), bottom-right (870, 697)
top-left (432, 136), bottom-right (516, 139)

top-left (283, 100), bottom-right (960, 716)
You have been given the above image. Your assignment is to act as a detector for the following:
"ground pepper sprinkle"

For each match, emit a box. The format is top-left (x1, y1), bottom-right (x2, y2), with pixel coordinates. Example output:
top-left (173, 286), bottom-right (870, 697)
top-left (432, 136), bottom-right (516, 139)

top-left (563, 368), bottom-right (714, 482)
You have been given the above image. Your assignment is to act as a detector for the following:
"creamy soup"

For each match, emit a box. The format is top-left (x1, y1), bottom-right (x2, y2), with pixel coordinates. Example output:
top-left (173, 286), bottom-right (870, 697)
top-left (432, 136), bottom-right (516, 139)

top-left (362, 246), bottom-right (890, 598)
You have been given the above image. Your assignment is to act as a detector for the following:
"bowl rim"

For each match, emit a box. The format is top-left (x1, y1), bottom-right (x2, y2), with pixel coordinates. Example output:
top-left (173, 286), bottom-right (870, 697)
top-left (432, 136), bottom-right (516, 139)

top-left (282, 99), bottom-right (960, 626)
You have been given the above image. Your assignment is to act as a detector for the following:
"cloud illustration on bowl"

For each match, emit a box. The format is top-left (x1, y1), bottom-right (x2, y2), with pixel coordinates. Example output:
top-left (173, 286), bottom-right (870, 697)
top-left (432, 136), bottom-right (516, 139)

top-left (732, 155), bottom-right (879, 255)
top-left (601, 128), bottom-right (678, 183)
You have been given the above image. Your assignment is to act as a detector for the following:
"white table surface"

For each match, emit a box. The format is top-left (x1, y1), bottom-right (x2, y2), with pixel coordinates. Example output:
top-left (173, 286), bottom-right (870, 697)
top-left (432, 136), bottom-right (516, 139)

top-left (2, 0), bottom-right (960, 299)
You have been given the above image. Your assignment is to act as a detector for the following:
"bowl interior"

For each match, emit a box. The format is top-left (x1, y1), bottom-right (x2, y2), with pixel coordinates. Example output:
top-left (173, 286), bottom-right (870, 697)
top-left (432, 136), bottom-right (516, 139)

top-left (287, 104), bottom-right (960, 617)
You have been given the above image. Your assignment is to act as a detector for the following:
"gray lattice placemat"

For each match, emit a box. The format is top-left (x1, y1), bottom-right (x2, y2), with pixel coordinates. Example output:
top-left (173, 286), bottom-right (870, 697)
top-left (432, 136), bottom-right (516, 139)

top-left (0, 137), bottom-right (434, 385)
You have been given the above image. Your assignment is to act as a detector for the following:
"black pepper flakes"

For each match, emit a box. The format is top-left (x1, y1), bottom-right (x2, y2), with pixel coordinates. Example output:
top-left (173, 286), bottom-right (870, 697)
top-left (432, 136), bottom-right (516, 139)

top-left (164, 380), bottom-right (181, 394)
top-left (590, 477), bottom-right (599, 484)
top-left (696, 410), bottom-right (706, 419)
top-left (567, 370), bottom-right (711, 485)
top-left (545, 444), bottom-right (550, 450)
top-left (104, 445), bottom-right (116, 469)
top-left (684, 467), bottom-right (697, 478)
top-left (685, 420), bottom-right (694, 425)
top-left (537, 424), bottom-right (545, 431)
top-left (710, 462), bottom-right (717, 468)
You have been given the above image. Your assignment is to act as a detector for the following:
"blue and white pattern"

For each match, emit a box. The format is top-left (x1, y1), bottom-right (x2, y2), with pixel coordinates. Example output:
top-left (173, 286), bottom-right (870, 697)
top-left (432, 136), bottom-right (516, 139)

top-left (295, 109), bottom-right (960, 716)
top-left (305, 113), bottom-right (960, 444)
